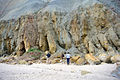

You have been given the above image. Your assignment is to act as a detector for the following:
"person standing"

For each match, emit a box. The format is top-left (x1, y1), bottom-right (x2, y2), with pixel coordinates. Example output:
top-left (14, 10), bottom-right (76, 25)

top-left (46, 51), bottom-right (51, 64)
top-left (60, 53), bottom-right (65, 63)
top-left (66, 52), bottom-right (71, 65)
top-left (61, 53), bottom-right (64, 60)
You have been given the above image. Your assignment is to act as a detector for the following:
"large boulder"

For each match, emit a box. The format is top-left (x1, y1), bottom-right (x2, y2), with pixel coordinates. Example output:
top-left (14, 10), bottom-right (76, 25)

top-left (18, 60), bottom-right (27, 64)
top-left (50, 58), bottom-right (61, 64)
top-left (50, 60), bottom-right (56, 64)
top-left (85, 53), bottom-right (101, 65)
top-left (111, 54), bottom-right (120, 63)
top-left (71, 55), bottom-right (80, 63)
top-left (98, 53), bottom-right (111, 63)
top-left (76, 58), bottom-right (86, 65)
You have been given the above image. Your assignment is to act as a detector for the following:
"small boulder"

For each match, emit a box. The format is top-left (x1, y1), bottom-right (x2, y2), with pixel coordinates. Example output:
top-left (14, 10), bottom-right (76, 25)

top-left (11, 62), bottom-right (17, 65)
top-left (54, 58), bottom-right (61, 63)
top-left (116, 62), bottom-right (120, 66)
top-left (111, 54), bottom-right (120, 63)
top-left (45, 51), bottom-right (49, 54)
top-left (18, 60), bottom-right (27, 64)
top-left (41, 60), bottom-right (46, 63)
top-left (41, 56), bottom-right (47, 60)
top-left (50, 60), bottom-right (56, 64)
top-left (85, 53), bottom-right (101, 65)
top-left (27, 61), bottom-right (33, 65)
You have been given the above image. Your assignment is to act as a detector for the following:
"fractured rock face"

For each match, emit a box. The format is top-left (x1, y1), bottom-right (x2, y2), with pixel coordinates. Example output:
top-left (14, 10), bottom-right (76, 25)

top-left (0, 0), bottom-right (120, 59)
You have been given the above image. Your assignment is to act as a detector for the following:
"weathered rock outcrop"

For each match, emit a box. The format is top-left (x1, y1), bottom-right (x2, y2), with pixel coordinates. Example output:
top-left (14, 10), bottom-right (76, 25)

top-left (0, 0), bottom-right (120, 60)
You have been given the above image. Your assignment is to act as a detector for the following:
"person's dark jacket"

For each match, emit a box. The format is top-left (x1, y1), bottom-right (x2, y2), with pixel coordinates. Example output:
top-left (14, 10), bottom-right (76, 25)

top-left (46, 53), bottom-right (51, 58)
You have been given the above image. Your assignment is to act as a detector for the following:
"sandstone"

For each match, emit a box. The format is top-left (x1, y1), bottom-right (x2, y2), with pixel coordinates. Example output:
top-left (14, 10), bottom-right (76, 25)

top-left (85, 53), bottom-right (101, 65)
top-left (76, 58), bottom-right (86, 65)
top-left (111, 54), bottom-right (120, 63)
top-left (0, 57), bottom-right (13, 63)
top-left (0, 57), bottom-right (4, 63)
top-left (16, 51), bottom-right (24, 56)
top-left (53, 53), bottom-right (64, 58)
top-left (27, 61), bottom-right (33, 65)
top-left (47, 32), bottom-right (57, 54)
top-left (100, 62), bottom-right (108, 65)
top-left (81, 70), bottom-right (92, 76)
top-left (71, 56), bottom-right (80, 63)
top-left (67, 47), bottom-right (80, 56)
top-left (45, 51), bottom-right (49, 54)
top-left (98, 53), bottom-right (111, 63)
top-left (18, 60), bottom-right (27, 64)
top-left (41, 56), bottom-right (47, 60)
top-left (50, 60), bottom-right (56, 64)
top-left (51, 48), bottom-right (65, 59)
top-left (41, 60), bottom-right (46, 63)
top-left (0, 0), bottom-right (120, 64)
top-left (18, 42), bottom-right (25, 51)
top-left (39, 34), bottom-right (48, 51)
top-left (54, 58), bottom-right (61, 63)
top-left (11, 62), bottom-right (17, 65)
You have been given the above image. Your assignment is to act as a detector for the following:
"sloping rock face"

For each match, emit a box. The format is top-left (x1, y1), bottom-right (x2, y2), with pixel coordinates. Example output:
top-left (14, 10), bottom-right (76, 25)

top-left (0, 0), bottom-right (49, 20)
top-left (0, 0), bottom-right (120, 58)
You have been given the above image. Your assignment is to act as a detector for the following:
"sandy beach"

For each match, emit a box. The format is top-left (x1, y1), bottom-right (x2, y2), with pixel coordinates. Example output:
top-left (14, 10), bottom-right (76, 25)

top-left (0, 63), bottom-right (119, 80)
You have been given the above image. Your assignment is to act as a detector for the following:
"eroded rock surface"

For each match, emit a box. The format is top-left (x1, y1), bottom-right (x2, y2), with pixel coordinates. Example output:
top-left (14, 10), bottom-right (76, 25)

top-left (0, 0), bottom-right (120, 60)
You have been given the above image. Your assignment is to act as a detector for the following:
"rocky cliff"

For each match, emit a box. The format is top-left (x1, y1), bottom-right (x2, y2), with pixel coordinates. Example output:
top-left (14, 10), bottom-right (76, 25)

top-left (0, 0), bottom-right (120, 63)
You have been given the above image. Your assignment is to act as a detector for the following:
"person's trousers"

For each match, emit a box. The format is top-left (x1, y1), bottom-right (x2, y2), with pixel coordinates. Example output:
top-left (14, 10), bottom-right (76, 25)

top-left (46, 58), bottom-right (50, 64)
top-left (67, 58), bottom-right (70, 65)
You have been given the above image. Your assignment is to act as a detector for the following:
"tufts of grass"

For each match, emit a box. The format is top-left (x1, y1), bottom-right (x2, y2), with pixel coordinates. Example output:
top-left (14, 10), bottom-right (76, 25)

top-left (26, 48), bottom-right (43, 60)
top-left (27, 48), bottom-right (41, 53)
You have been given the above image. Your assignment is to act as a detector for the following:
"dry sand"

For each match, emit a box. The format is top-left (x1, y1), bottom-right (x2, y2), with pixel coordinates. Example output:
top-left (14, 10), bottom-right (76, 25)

top-left (0, 63), bottom-right (119, 80)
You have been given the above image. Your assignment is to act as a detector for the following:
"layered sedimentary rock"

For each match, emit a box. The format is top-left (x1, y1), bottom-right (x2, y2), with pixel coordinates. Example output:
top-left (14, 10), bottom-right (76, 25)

top-left (0, 0), bottom-right (120, 58)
